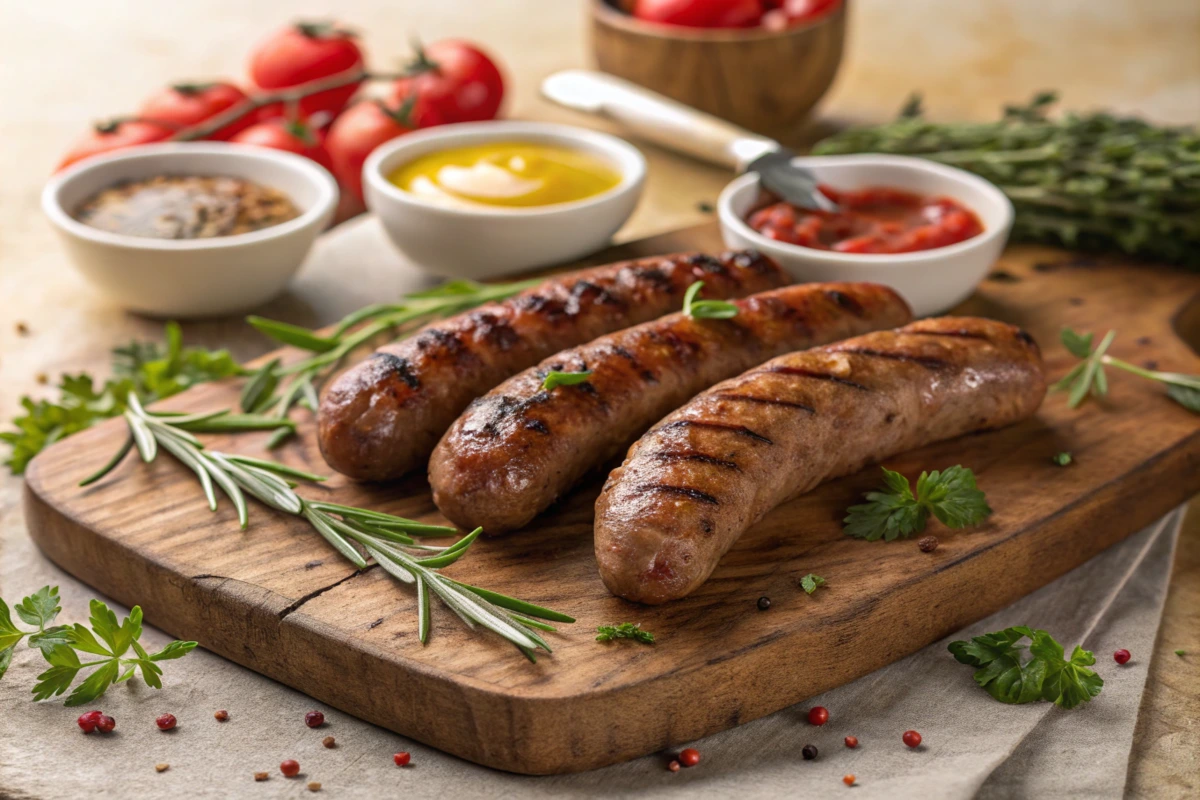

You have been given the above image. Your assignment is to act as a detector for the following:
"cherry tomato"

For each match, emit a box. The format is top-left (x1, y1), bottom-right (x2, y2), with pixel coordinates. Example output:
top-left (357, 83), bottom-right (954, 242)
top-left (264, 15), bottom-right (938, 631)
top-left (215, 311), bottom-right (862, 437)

top-left (140, 81), bottom-right (252, 140)
top-left (249, 21), bottom-right (364, 116)
top-left (632, 0), bottom-right (764, 28)
top-left (230, 118), bottom-right (333, 172)
top-left (326, 98), bottom-right (442, 205)
top-left (389, 40), bottom-right (505, 124)
top-left (783, 0), bottom-right (840, 25)
top-left (57, 119), bottom-right (174, 172)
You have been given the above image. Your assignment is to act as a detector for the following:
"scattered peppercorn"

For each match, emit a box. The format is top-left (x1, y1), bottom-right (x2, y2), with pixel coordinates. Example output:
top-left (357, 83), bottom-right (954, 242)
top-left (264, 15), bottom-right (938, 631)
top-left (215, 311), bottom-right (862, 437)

top-left (802, 744), bottom-right (818, 760)
top-left (322, 736), bottom-right (336, 748)
top-left (156, 713), bottom-right (177, 731)
top-left (155, 763), bottom-right (170, 773)
top-left (254, 772), bottom-right (269, 782)
top-left (903, 730), bottom-right (922, 748)
top-left (696, 201), bottom-right (714, 213)
top-left (305, 710), bottom-right (325, 728)
top-left (214, 709), bottom-right (229, 721)
top-left (394, 752), bottom-right (411, 767)
top-left (96, 714), bottom-right (116, 733)
top-left (844, 774), bottom-right (856, 786)
top-left (280, 760), bottom-right (300, 777)
top-left (15, 322), bottom-right (30, 336)
top-left (679, 748), bottom-right (701, 767)
top-left (307, 782), bottom-right (322, 792)
top-left (757, 596), bottom-right (771, 611)
top-left (844, 736), bottom-right (859, 749)
top-left (77, 710), bottom-right (103, 733)
top-left (807, 706), bottom-right (829, 726)
top-left (667, 760), bottom-right (681, 772)
top-left (918, 535), bottom-right (939, 553)
top-left (1114, 649), bottom-right (1131, 665)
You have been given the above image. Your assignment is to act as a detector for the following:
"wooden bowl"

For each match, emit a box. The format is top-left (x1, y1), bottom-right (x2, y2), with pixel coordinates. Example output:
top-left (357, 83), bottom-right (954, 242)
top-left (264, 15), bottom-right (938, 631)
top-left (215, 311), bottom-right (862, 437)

top-left (590, 0), bottom-right (846, 144)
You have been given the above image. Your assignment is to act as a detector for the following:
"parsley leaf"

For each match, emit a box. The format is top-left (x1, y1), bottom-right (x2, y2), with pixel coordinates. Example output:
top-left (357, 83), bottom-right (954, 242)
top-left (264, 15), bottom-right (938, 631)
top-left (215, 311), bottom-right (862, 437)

top-left (949, 626), bottom-right (1103, 708)
top-left (0, 587), bottom-right (197, 704)
top-left (682, 281), bottom-right (739, 320)
top-left (596, 623), bottom-right (655, 644)
top-left (542, 370), bottom-right (593, 391)
top-left (14, 586), bottom-right (61, 629)
top-left (800, 574), bottom-right (827, 595)
top-left (1, 323), bottom-right (244, 474)
top-left (844, 465), bottom-right (991, 541)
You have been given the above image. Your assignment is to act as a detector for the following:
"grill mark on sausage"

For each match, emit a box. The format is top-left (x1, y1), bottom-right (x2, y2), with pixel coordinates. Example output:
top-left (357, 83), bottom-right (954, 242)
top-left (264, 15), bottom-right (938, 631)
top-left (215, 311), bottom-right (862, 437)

top-left (629, 266), bottom-right (672, 290)
top-left (567, 280), bottom-right (623, 314)
top-left (911, 330), bottom-right (993, 342)
top-left (711, 393), bottom-right (817, 413)
top-left (727, 249), bottom-right (773, 274)
top-left (514, 294), bottom-right (570, 321)
top-left (760, 365), bottom-right (872, 391)
top-left (685, 253), bottom-right (730, 276)
top-left (468, 311), bottom-right (521, 351)
top-left (653, 452), bottom-right (741, 471)
top-left (1016, 329), bottom-right (1037, 347)
top-left (826, 289), bottom-right (865, 316)
top-left (838, 347), bottom-right (950, 370)
top-left (524, 419), bottom-right (549, 434)
top-left (371, 353), bottom-right (420, 388)
top-left (636, 484), bottom-right (720, 505)
top-left (661, 419), bottom-right (774, 444)
top-left (415, 328), bottom-right (464, 353)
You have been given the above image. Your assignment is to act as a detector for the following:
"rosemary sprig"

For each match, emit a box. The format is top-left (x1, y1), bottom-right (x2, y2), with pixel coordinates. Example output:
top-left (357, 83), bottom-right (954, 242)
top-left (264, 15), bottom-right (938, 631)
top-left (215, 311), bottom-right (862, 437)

top-left (83, 393), bottom-right (573, 659)
top-left (245, 277), bottom-right (542, 446)
top-left (1051, 327), bottom-right (1200, 412)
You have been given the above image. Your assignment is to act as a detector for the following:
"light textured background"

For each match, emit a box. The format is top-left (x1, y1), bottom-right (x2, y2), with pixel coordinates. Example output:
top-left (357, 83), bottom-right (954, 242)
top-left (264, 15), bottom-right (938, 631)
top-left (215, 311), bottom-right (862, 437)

top-left (1, 1), bottom-right (1198, 797)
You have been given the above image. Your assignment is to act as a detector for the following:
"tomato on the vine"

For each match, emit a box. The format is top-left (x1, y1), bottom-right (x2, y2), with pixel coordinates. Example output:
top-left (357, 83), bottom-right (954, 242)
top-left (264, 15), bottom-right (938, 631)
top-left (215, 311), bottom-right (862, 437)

top-left (230, 118), bottom-right (333, 172)
top-left (326, 97), bottom-right (442, 205)
top-left (632, 0), bottom-right (764, 28)
top-left (57, 120), bottom-right (174, 172)
top-left (140, 81), bottom-right (252, 140)
top-left (389, 40), bottom-right (505, 124)
top-left (249, 22), bottom-right (364, 116)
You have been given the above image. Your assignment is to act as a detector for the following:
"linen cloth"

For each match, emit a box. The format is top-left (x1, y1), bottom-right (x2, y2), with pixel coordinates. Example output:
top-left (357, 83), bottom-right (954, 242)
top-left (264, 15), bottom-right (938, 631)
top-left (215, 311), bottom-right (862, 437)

top-left (0, 461), bottom-right (1182, 799)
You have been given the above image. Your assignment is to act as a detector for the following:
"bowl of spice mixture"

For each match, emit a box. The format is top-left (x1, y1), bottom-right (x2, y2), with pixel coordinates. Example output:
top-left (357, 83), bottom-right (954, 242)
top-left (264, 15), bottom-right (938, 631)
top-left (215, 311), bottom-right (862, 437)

top-left (43, 142), bottom-right (338, 317)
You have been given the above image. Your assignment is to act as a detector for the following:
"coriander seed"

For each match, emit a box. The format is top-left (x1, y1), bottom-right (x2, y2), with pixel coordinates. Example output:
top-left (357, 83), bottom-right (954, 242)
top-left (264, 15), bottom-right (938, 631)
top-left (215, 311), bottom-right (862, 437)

top-left (918, 535), bottom-right (939, 553)
top-left (323, 736), bottom-right (336, 748)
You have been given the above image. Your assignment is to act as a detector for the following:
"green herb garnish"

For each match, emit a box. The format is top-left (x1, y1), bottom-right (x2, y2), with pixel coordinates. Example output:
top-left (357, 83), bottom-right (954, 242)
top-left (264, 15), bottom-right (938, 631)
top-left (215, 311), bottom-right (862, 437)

top-left (682, 281), bottom-right (739, 320)
top-left (844, 465), bottom-right (991, 542)
top-left (800, 574), bottom-right (827, 595)
top-left (1052, 327), bottom-right (1200, 413)
top-left (596, 623), bottom-right (655, 644)
top-left (1052, 452), bottom-right (1073, 466)
top-left (949, 626), bottom-right (1103, 709)
top-left (814, 92), bottom-right (1200, 268)
top-left (83, 394), bottom-right (572, 660)
top-left (0, 585), bottom-right (196, 706)
top-left (542, 370), bottom-right (593, 391)
top-left (1176, 649), bottom-right (1186, 656)
top-left (1, 323), bottom-right (245, 474)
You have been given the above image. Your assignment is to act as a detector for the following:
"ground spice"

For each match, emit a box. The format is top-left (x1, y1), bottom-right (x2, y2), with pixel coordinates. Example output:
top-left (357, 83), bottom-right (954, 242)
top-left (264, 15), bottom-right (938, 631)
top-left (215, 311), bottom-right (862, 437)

top-left (74, 175), bottom-right (299, 240)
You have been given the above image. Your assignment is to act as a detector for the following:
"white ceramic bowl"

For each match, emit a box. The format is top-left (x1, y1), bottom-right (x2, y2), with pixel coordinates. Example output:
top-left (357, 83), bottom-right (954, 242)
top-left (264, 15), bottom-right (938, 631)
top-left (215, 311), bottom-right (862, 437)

top-left (43, 143), bottom-right (338, 318)
top-left (363, 121), bottom-right (646, 279)
top-left (719, 154), bottom-right (1013, 317)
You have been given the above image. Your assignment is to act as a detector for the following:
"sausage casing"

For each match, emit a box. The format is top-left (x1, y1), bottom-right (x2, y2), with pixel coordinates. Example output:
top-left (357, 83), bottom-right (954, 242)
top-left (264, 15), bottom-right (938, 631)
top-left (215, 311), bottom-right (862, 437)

top-left (430, 283), bottom-right (912, 533)
top-left (594, 317), bottom-right (1047, 604)
top-left (318, 251), bottom-right (788, 480)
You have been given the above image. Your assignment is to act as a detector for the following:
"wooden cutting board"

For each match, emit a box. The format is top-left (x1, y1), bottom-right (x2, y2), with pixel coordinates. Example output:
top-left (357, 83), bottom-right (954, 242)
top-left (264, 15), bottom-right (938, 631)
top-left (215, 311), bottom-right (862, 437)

top-left (22, 223), bottom-right (1200, 775)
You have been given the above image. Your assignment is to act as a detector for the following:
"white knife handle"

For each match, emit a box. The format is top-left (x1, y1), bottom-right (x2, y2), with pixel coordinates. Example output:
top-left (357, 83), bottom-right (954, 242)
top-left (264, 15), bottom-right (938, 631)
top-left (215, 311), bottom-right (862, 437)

top-left (541, 69), bottom-right (778, 171)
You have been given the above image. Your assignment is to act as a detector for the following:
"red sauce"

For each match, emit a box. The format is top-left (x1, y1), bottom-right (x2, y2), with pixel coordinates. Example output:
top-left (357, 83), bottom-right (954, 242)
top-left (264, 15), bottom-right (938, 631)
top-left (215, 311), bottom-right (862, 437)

top-left (747, 185), bottom-right (984, 254)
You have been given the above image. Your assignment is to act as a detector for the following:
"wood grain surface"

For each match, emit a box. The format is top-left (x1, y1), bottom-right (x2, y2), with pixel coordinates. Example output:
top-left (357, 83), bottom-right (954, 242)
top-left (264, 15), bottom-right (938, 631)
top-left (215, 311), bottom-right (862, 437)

top-left (21, 223), bottom-right (1200, 774)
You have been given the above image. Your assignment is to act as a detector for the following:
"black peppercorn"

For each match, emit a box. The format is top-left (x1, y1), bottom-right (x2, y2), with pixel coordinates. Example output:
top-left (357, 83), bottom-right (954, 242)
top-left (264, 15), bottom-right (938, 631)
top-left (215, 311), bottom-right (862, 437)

top-left (757, 596), bottom-right (771, 611)
top-left (802, 744), bottom-right (818, 760)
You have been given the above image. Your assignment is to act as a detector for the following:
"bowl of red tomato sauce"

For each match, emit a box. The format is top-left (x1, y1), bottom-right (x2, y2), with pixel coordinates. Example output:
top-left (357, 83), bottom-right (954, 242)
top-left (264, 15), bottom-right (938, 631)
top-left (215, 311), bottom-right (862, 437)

top-left (591, 0), bottom-right (845, 143)
top-left (718, 154), bottom-right (1014, 316)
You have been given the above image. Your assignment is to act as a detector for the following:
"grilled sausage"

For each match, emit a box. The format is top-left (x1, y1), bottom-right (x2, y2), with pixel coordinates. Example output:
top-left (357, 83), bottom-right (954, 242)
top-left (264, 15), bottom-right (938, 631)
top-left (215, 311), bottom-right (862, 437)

top-left (430, 283), bottom-right (912, 534)
top-left (594, 317), bottom-right (1046, 604)
top-left (318, 251), bottom-right (788, 480)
